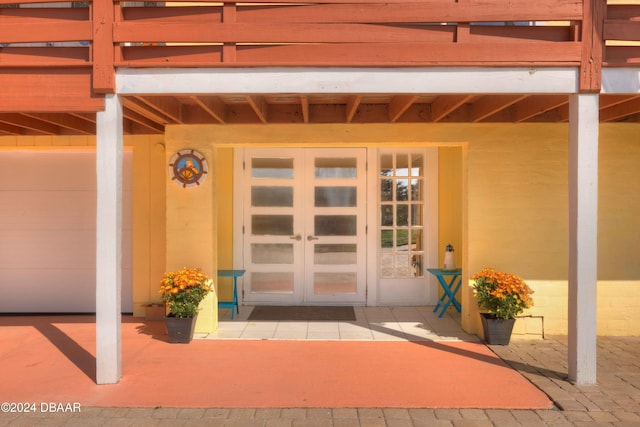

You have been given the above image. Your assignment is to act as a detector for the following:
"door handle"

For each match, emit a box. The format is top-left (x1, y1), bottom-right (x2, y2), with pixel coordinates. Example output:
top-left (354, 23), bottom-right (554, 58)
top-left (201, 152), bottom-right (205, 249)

top-left (289, 234), bottom-right (302, 241)
top-left (307, 235), bottom-right (319, 241)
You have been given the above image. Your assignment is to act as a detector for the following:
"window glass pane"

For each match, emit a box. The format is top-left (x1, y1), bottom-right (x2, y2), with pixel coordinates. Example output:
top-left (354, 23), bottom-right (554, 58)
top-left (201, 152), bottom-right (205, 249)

top-left (396, 154), bottom-right (409, 176)
top-left (315, 186), bottom-right (356, 207)
top-left (411, 154), bottom-right (424, 177)
top-left (380, 254), bottom-right (394, 278)
top-left (251, 186), bottom-right (293, 207)
top-left (397, 205), bottom-right (408, 226)
top-left (251, 215), bottom-right (293, 235)
top-left (252, 158), bottom-right (293, 178)
top-left (395, 254), bottom-right (410, 277)
top-left (314, 244), bottom-right (357, 264)
top-left (396, 179), bottom-right (409, 201)
top-left (314, 272), bottom-right (357, 295)
top-left (380, 230), bottom-right (393, 250)
top-left (381, 205), bottom-right (393, 226)
top-left (412, 254), bottom-right (424, 277)
top-left (315, 215), bottom-right (356, 236)
top-left (411, 204), bottom-right (423, 226)
top-left (250, 272), bottom-right (293, 294)
top-left (411, 229), bottom-right (423, 250)
top-left (251, 244), bottom-right (294, 264)
top-left (380, 154), bottom-right (393, 176)
top-left (315, 158), bottom-right (356, 178)
top-left (378, 151), bottom-right (427, 279)
top-left (396, 229), bottom-right (408, 251)
top-left (380, 179), bottom-right (393, 201)
top-left (411, 179), bottom-right (422, 201)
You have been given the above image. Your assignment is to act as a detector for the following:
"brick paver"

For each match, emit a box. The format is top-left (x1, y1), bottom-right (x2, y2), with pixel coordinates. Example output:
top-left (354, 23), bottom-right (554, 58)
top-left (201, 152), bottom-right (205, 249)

top-left (1, 336), bottom-right (639, 426)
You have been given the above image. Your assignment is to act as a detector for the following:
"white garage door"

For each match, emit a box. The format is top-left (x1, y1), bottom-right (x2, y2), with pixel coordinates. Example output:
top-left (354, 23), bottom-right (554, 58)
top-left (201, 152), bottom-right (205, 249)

top-left (0, 149), bottom-right (133, 313)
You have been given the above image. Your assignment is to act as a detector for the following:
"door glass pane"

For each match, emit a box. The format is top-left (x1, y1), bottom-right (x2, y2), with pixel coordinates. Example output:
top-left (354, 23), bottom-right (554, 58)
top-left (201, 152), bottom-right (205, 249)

top-left (397, 229), bottom-right (408, 251)
top-left (380, 254), bottom-right (393, 278)
top-left (315, 186), bottom-right (356, 207)
top-left (411, 154), bottom-right (424, 176)
top-left (396, 154), bottom-right (409, 176)
top-left (252, 244), bottom-right (294, 264)
top-left (252, 158), bottom-right (293, 178)
top-left (380, 154), bottom-right (393, 176)
top-left (314, 244), bottom-right (357, 265)
top-left (315, 158), bottom-right (357, 178)
top-left (411, 229), bottom-right (424, 251)
top-left (381, 205), bottom-right (393, 226)
top-left (381, 230), bottom-right (393, 250)
top-left (252, 186), bottom-right (293, 207)
top-left (252, 215), bottom-right (293, 235)
top-left (314, 272), bottom-right (357, 294)
top-left (412, 254), bottom-right (424, 277)
top-left (411, 204), bottom-right (423, 226)
top-left (251, 272), bottom-right (293, 294)
top-left (315, 215), bottom-right (356, 236)
top-left (411, 179), bottom-right (422, 201)
top-left (396, 205), bottom-right (408, 226)
top-left (396, 179), bottom-right (409, 201)
top-left (378, 152), bottom-right (426, 279)
top-left (380, 179), bottom-right (393, 201)
top-left (395, 254), bottom-right (410, 277)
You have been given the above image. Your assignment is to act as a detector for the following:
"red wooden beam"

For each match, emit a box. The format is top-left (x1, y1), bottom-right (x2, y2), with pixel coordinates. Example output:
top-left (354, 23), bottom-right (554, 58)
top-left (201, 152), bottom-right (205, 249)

top-left (0, 70), bottom-right (104, 112)
top-left (93, 0), bottom-right (115, 93)
top-left (580, 0), bottom-right (605, 93)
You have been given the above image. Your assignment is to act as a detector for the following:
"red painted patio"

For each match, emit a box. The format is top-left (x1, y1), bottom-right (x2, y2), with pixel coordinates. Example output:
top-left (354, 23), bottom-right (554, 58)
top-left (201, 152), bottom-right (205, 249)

top-left (0, 315), bottom-right (552, 409)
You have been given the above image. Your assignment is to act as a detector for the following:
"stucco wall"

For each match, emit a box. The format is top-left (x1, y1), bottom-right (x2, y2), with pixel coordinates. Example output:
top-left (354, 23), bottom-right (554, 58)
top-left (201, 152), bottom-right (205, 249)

top-left (2, 122), bottom-right (639, 336)
top-left (465, 123), bottom-right (640, 337)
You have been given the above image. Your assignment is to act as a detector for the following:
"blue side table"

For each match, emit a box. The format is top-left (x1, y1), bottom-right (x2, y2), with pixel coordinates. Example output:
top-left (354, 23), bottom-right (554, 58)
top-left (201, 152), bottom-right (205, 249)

top-left (427, 268), bottom-right (462, 318)
top-left (217, 269), bottom-right (245, 320)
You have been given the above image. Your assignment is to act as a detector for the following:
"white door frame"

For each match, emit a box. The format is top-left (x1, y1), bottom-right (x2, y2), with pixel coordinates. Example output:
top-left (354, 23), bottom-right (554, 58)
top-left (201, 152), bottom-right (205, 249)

top-left (235, 147), bottom-right (368, 305)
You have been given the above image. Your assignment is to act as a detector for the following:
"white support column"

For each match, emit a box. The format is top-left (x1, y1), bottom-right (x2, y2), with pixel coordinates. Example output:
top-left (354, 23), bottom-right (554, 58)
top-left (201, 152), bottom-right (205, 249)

top-left (568, 94), bottom-right (599, 385)
top-left (96, 94), bottom-right (124, 385)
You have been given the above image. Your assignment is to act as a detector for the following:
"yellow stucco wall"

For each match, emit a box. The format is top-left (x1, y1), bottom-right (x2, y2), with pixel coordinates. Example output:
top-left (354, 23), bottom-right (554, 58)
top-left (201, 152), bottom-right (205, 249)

top-left (164, 132), bottom-right (218, 333)
top-left (2, 121), bottom-right (639, 337)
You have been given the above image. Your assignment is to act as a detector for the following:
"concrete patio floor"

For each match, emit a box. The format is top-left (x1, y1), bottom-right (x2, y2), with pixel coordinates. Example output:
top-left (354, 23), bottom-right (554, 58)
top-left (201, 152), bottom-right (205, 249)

top-left (1, 306), bottom-right (639, 426)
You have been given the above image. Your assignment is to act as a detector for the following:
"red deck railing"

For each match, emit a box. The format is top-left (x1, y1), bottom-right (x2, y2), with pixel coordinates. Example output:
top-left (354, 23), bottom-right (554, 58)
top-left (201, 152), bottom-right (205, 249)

top-left (0, 0), bottom-right (638, 108)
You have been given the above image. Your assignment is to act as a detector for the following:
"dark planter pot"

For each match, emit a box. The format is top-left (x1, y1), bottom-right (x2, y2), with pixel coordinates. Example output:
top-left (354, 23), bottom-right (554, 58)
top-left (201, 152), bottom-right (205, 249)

top-left (165, 315), bottom-right (197, 343)
top-left (480, 313), bottom-right (515, 345)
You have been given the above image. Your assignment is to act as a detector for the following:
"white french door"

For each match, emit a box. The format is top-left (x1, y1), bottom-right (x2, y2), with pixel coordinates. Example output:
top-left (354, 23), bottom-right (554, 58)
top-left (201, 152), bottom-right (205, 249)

top-left (242, 148), bottom-right (367, 305)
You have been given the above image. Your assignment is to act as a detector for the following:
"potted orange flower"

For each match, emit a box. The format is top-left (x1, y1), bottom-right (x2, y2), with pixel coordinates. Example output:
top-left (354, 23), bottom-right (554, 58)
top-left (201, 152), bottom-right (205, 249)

top-left (159, 267), bottom-right (213, 343)
top-left (471, 267), bottom-right (534, 345)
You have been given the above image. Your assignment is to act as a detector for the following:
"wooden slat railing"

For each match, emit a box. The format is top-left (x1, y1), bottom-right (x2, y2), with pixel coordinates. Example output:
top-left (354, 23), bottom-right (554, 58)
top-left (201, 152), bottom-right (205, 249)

top-left (1, 0), bottom-right (639, 103)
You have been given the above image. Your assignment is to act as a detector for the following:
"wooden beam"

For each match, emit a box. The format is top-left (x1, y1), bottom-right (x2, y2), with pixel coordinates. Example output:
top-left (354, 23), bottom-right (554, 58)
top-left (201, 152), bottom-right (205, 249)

top-left (600, 96), bottom-right (640, 122)
top-left (470, 94), bottom-right (527, 122)
top-left (579, 0), bottom-right (605, 92)
top-left (300, 96), bottom-right (310, 124)
top-left (346, 96), bottom-right (361, 123)
top-left (21, 113), bottom-right (95, 135)
top-left (0, 70), bottom-right (103, 112)
top-left (191, 96), bottom-right (227, 124)
top-left (122, 107), bottom-right (165, 133)
top-left (93, 0), bottom-right (116, 93)
top-left (246, 96), bottom-right (268, 123)
top-left (389, 95), bottom-right (418, 122)
top-left (122, 97), bottom-right (173, 125)
top-left (0, 113), bottom-right (60, 135)
top-left (431, 95), bottom-right (473, 122)
top-left (135, 96), bottom-right (184, 124)
top-left (513, 95), bottom-right (568, 122)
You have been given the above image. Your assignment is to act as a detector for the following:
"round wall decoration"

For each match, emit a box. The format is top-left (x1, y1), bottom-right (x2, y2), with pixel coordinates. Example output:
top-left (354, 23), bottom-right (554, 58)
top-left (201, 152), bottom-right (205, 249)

top-left (169, 149), bottom-right (208, 188)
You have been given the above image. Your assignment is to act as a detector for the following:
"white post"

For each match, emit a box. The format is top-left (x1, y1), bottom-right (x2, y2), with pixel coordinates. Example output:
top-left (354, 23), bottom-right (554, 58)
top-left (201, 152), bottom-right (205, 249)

top-left (96, 94), bottom-right (123, 384)
top-left (568, 94), bottom-right (599, 385)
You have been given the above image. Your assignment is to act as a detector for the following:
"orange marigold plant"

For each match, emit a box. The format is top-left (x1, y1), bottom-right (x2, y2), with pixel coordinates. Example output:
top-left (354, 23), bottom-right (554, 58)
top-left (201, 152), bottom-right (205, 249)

top-left (470, 267), bottom-right (534, 320)
top-left (159, 267), bottom-right (213, 318)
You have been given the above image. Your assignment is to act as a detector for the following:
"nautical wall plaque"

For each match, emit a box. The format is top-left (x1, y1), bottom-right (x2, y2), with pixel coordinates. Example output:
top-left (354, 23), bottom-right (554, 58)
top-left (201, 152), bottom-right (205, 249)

top-left (169, 149), bottom-right (208, 188)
